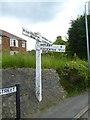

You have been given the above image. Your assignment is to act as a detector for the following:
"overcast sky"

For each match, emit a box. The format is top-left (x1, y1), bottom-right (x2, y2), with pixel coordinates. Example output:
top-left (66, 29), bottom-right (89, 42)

top-left (0, 0), bottom-right (89, 50)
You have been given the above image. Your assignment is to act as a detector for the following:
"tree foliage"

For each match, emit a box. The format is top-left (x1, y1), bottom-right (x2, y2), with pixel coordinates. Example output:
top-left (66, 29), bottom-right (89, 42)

top-left (67, 15), bottom-right (90, 59)
top-left (50, 36), bottom-right (67, 58)
top-left (53, 36), bottom-right (67, 45)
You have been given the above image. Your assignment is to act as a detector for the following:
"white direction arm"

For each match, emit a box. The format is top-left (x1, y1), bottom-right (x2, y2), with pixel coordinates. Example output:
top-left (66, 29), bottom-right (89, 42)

top-left (40, 44), bottom-right (65, 52)
top-left (22, 27), bottom-right (52, 44)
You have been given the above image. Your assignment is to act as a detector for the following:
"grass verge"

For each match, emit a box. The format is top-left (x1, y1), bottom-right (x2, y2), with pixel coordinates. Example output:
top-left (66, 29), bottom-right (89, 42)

top-left (2, 53), bottom-right (90, 97)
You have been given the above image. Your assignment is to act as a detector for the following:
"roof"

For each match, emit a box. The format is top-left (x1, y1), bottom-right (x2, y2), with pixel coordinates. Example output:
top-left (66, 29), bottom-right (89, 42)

top-left (0, 29), bottom-right (26, 42)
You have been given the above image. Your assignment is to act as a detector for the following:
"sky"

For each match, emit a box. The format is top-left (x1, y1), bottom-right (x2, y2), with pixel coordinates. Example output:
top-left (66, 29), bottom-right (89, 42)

top-left (0, 0), bottom-right (89, 50)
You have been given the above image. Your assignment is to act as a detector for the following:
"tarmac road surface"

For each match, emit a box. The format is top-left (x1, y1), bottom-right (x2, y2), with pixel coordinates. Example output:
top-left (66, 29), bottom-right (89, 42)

top-left (32, 92), bottom-right (88, 118)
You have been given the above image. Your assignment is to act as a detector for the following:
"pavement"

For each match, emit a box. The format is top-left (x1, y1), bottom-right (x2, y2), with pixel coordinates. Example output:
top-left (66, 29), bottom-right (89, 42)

top-left (73, 106), bottom-right (88, 119)
top-left (80, 108), bottom-right (89, 119)
top-left (32, 92), bottom-right (88, 118)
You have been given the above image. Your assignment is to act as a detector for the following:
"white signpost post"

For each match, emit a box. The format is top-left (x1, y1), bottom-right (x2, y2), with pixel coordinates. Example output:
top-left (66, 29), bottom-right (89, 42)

top-left (22, 27), bottom-right (65, 102)
top-left (35, 41), bottom-right (42, 101)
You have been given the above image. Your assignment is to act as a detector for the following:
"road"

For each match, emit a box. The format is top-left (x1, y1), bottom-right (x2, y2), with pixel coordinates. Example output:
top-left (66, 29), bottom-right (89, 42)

top-left (32, 92), bottom-right (88, 118)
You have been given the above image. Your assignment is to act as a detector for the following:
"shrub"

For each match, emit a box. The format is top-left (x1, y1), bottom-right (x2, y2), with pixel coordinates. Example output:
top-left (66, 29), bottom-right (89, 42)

top-left (57, 60), bottom-right (89, 96)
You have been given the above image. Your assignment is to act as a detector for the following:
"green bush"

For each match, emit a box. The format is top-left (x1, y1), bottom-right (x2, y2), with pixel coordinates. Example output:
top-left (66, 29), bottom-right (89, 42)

top-left (57, 60), bottom-right (89, 97)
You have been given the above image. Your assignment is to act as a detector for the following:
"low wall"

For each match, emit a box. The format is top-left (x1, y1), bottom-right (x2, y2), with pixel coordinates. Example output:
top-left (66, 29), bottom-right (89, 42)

top-left (1, 68), bottom-right (66, 118)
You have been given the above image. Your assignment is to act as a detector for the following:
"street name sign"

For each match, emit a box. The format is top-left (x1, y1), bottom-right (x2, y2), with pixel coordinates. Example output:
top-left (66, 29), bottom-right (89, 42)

top-left (0, 84), bottom-right (21, 119)
top-left (0, 86), bottom-right (16, 95)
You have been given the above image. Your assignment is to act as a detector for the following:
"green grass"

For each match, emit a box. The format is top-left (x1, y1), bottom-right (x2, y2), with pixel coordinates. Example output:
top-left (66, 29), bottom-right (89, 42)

top-left (2, 53), bottom-right (36, 68)
top-left (2, 53), bottom-right (69, 69)
top-left (2, 53), bottom-right (87, 69)
top-left (2, 52), bottom-right (90, 97)
top-left (42, 55), bottom-right (68, 69)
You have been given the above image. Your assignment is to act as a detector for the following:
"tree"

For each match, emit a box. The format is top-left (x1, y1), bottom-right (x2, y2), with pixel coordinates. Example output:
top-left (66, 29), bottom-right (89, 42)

top-left (53, 35), bottom-right (67, 45)
top-left (67, 15), bottom-right (90, 59)
top-left (51, 36), bottom-right (67, 58)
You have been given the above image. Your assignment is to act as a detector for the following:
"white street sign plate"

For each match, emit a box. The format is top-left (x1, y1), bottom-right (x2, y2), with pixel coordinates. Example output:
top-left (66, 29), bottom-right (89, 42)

top-left (40, 45), bottom-right (65, 52)
top-left (0, 86), bottom-right (16, 95)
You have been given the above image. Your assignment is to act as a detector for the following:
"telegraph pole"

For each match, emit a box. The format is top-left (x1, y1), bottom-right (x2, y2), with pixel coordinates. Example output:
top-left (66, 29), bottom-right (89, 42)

top-left (85, 1), bottom-right (90, 70)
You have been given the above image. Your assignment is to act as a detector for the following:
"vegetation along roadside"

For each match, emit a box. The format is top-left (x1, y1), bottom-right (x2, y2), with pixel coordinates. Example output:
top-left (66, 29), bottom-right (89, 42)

top-left (2, 52), bottom-right (90, 97)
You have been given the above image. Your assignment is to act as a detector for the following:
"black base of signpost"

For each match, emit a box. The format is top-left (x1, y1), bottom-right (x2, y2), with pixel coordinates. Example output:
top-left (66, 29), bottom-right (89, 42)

top-left (16, 84), bottom-right (21, 120)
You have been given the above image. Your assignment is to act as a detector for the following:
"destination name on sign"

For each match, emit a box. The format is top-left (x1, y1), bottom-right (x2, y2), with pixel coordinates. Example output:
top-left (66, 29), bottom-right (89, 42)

top-left (41, 48), bottom-right (65, 52)
top-left (0, 86), bottom-right (16, 95)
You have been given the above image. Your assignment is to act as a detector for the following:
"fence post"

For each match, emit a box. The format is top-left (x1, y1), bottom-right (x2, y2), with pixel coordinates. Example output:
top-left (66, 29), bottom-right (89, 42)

top-left (16, 84), bottom-right (21, 119)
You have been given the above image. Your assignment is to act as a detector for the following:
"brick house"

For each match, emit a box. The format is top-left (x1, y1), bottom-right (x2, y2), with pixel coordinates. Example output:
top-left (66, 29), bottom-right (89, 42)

top-left (0, 29), bottom-right (27, 55)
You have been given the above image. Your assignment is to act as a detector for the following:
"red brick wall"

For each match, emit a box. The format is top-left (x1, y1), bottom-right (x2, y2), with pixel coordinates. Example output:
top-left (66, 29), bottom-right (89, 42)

top-left (2, 36), bottom-right (10, 53)
top-left (18, 40), bottom-right (26, 52)
top-left (2, 36), bottom-right (26, 53)
top-left (0, 29), bottom-right (27, 54)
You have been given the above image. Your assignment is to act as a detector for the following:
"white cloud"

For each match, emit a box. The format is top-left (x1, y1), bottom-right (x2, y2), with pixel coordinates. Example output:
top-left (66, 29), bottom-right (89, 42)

top-left (0, 0), bottom-right (89, 50)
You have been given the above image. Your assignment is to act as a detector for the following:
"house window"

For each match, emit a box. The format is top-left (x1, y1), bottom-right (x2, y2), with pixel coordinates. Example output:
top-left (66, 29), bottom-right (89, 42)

top-left (0, 36), bottom-right (2, 44)
top-left (10, 39), bottom-right (18, 47)
top-left (22, 40), bottom-right (25, 48)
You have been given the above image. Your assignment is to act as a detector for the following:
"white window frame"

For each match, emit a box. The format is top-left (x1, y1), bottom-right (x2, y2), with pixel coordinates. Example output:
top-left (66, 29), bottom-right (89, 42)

top-left (10, 39), bottom-right (18, 47)
top-left (22, 40), bottom-right (25, 48)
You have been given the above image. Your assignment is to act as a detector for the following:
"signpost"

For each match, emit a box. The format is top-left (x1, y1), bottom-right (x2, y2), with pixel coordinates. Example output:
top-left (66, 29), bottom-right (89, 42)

top-left (22, 27), bottom-right (65, 102)
top-left (0, 84), bottom-right (21, 119)
top-left (22, 27), bottom-right (45, 102)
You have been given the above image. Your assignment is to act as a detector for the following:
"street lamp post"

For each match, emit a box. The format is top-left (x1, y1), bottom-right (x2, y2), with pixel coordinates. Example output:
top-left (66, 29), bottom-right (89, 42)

top-left (85, 1), bottom-right (90, 70)
top-left (88, 1), bottom-right (90, 14)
